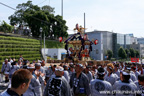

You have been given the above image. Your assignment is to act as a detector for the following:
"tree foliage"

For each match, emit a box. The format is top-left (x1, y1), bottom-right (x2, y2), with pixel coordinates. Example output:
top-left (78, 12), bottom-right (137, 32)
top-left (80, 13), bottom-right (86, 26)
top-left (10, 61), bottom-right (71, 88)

top-left (106, 50), bottom-right (113, 60)
top-left (129, 48), bottom-right (136, 57)
top-left (8, 1), bottom-right (68, 38)
top-left (118, 47), bottom-right (127, 59)
top-left (0, 21), bottom-right (14, 33)
top-left (125, 48), bottom-right (130, 58)
top-left (135, 50), bottom-right (140, 58)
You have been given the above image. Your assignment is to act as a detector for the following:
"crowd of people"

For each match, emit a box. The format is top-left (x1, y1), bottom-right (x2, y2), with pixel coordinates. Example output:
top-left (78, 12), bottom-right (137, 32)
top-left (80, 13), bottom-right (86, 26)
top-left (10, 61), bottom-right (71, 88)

top-left (0, 56), bottom-right (144, 96)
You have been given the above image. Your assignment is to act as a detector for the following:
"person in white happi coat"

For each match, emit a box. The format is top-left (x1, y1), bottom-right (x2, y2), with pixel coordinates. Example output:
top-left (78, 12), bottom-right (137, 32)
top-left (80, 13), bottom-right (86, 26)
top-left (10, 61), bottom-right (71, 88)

top-left (104, 63), bottom-right (118, 86)
top-left (113, 70), bottom-right (137, 96)
top-left (137, 63), bottom-right (144, 75)
top-left (8, 61), bottom-right (20, 88)
top-left (114, 63), bottom-right (120, 77)
top-left (90, 67), bottom-right (112, 96)
top-left (23, 64), bottom-right (42, 96)
top-left (131, 65), bottom-right (140, 79)
top-left (39, 60), bottom-right (48, 91)
top-left (63, 65), bottom-right (70, 83)
top-left (83, 66), bottom-right (93, 83)
top-left (70, 63), bottom-right (91, 96)
top-left (68, 63), bottom-right (75, 78)
top-left (44, 66), bottom-right (72, 96)
top-left (45, 65), bottom-right (56, 82)
top-left (1, 59), bottom-right (11, 83)
top-left (134, 74), bottom-right (144, 96)
top-left (126, 66), bottom-right (137, 82)
top-left (34, 63), bottom-right (46, 94)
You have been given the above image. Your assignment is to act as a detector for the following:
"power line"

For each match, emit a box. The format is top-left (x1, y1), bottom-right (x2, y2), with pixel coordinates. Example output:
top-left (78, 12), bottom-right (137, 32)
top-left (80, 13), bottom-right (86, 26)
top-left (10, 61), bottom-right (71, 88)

top-left (0, 1), bottom-right (55, 26)
top-left (37, 0), bottom-right (47, 5)
top-left (0, 2), bottom-right (16, 10)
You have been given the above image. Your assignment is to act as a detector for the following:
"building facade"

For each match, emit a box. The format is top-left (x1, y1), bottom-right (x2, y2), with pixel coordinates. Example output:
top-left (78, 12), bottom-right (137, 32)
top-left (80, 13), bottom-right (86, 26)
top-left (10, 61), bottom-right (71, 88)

top-left (137, 38), bottom-right (144, 44)
top-left (86, 31), bottom-right (137, 60)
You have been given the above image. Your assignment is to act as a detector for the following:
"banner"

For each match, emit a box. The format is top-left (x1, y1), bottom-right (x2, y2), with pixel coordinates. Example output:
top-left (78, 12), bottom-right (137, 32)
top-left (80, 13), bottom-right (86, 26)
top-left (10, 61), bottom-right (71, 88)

top-left (131, 58), bottom-right (139, 62)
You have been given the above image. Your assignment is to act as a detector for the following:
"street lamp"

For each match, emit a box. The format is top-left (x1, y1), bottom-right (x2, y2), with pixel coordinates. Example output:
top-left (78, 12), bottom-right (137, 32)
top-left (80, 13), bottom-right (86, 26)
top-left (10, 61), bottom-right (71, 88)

top-left (40, 27), bottom-right (43, 59)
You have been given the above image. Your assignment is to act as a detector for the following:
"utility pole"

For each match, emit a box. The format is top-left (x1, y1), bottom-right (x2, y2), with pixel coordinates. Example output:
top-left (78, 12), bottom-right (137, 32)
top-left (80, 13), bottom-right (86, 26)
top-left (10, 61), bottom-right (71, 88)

top-left (44, 31), bottom-right (45, 61)
top-left (40, 27), bottom-right (43, 60)
top-left (84, 13), bottom-right (85, 33)
top-left (61, 0), bottom-right (63, 18)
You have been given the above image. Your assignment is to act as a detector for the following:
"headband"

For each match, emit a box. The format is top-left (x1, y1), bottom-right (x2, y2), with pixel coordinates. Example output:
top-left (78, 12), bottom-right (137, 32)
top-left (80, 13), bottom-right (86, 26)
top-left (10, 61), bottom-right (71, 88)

top-left (55, 67), bottom-right (64, 71)
top-left (27, 66), bottom-right (35, 69)
top-left (122, 71), bottom-right (130, 75)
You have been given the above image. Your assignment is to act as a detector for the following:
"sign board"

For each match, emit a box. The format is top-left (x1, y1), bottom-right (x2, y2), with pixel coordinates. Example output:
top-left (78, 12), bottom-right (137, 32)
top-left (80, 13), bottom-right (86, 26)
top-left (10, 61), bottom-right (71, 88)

top-left (131, 58), bottom-right (139, 62)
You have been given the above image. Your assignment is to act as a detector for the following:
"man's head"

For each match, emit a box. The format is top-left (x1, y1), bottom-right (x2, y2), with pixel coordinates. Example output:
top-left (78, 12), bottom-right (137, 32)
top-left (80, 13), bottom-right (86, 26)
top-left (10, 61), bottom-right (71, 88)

top-left (27, 64), bottom-right (35, 73)
top-left (85, 66), bottom-right (92, 72)
top-left (97, 67), bottom-right (105, 79)
top-left (75, 63), bottom-right (84, 73)
top-left (52, 65), bottom-right (57, 71)
top-left (35, 63), bottom-right (41, 70)
top-left (120, 70), bottom-right (130, 83)
top-left (5, 59), bottom-right (8, 64)
top-left (69, 47), bottom-right (73, 52)
top-left (137, 64), bottom-right (142, 69)
top-left (20, 54), bottom-right (22, 57)
top-left (11, 69), bottom-right (32, 93)
top-left (55, 66), bottom-right (64, 77)
top-left (63, 65), bottom-right (68, 70)
top-left (18, 59), bottom-right (21, 64)
top-left (131, 65), bottom-right (136, 71)
top-left (107, 63), bottom-right (114, 73)
top-left (41, 60), bottom-right (45, 66)
top-left (138, 74), bottom-right (144, 86)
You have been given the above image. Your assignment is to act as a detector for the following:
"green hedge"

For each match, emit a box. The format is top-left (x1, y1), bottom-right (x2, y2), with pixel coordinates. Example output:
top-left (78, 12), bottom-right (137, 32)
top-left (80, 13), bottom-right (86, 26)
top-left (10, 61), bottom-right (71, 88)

top-left (0, 51), bottom-right (40, 56)
top-left (0, 36), bottom-right (40, 43)
top-left (0, 36), bottom-right (42, 70)
top-left (0, 44), bottom-right (40, 48)
top-left (0, 40), bottom-right (40, 45)
top-left (43, 40), bottom-right (65, 48)
top-left (0, 54), bottom-right (41, 60)
top-left (0, 48), bottom-right (40, 52)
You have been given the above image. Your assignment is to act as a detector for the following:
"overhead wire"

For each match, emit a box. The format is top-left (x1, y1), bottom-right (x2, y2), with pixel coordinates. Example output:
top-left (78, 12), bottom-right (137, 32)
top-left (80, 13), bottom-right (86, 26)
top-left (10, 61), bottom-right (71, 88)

top-left (0, 1), bottom-right (61, 27)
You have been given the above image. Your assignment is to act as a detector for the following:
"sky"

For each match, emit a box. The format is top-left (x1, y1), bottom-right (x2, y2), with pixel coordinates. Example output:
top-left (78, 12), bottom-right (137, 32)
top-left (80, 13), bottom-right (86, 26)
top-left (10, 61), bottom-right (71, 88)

top-left (0, 0), bottom-right (144, 37)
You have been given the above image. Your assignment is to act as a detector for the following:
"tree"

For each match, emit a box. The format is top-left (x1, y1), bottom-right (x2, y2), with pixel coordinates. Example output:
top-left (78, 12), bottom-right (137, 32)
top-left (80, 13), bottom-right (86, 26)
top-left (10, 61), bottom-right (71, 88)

top-left (8, 1), bottom-right (40, 26)
top-left (106, 50), bottom-right (113, 60)
top-left (0, 21), bottom-right (14, 33)
top-left (41, 5), bottom-right (55, 14)
top-left (135, 50), bottom-right (140, 58)
top-left (118, 47), bottom-right (127, 59)
top-left (125, 48), bottom-right (130, 58)
top-left (129, 48), bottom-right (136, 57)
top-left (8, 1), bottom-right (68, 38)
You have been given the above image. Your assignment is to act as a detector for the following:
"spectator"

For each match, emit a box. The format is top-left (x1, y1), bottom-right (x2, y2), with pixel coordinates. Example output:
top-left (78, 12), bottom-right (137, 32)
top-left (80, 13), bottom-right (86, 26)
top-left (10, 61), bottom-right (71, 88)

top-left (0, 69), bottom-right (32, 96)
top-left (19, 54), bottom-right (23, 62)
top-left (1, 59), bottom-right (11, 83)
top-left (9, 61), bottom-right (20, 84)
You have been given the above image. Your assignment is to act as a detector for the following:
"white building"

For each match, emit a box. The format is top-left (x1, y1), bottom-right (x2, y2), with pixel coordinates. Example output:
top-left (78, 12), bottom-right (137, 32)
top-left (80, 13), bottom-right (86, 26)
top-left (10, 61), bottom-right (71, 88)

top-left (42, 48), bottom-right (67, 60)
